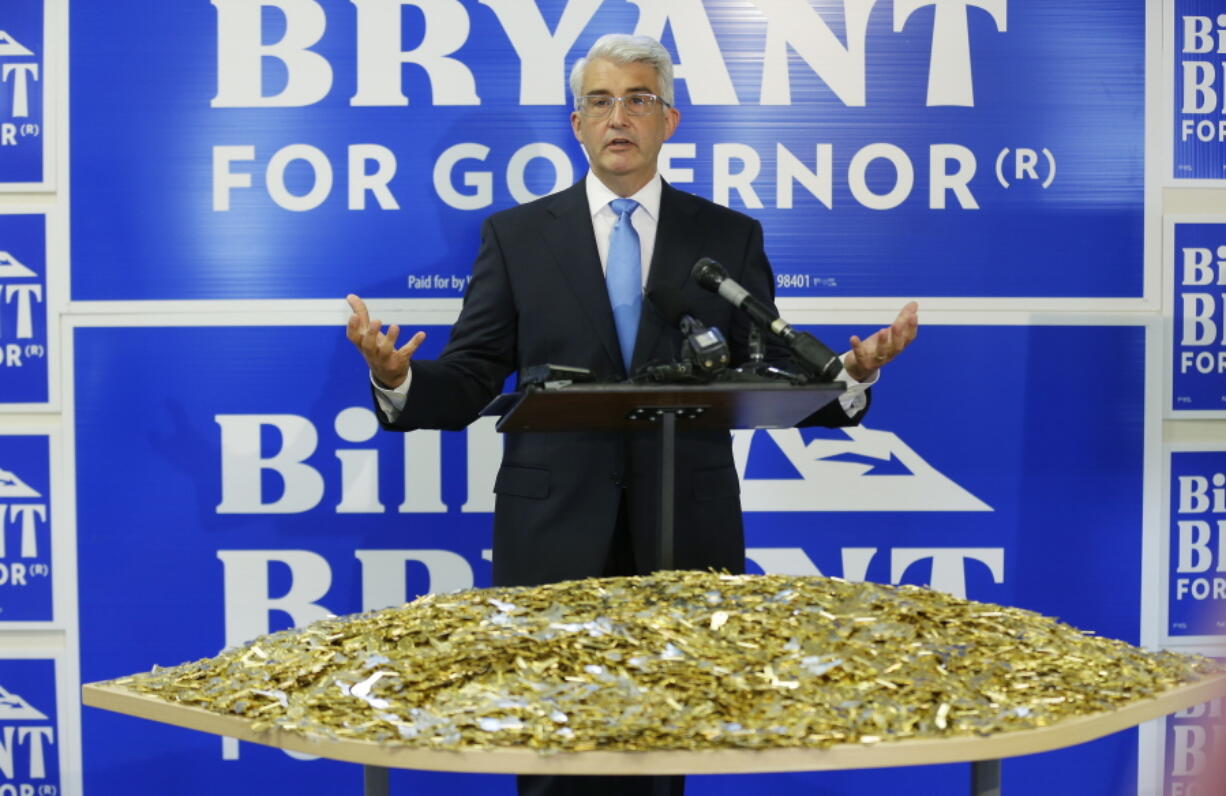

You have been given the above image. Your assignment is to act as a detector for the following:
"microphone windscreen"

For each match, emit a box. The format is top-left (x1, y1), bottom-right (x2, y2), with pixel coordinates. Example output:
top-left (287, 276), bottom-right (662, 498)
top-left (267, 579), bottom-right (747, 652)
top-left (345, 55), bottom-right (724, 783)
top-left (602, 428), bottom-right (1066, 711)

top-left (691, 257), bottom-right (727, 292)
top-left (646, 285), bottom-right (690, 327)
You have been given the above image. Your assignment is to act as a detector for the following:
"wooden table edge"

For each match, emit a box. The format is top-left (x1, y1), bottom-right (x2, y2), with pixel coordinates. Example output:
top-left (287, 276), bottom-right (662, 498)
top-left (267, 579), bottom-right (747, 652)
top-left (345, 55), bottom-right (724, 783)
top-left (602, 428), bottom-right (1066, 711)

top-left (81, 674), bottom-right (1225, 776)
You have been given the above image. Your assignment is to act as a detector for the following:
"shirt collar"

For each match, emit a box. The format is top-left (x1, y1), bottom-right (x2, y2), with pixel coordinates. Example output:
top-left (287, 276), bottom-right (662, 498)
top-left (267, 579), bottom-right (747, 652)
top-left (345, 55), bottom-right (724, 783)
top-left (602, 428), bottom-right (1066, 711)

top-left (585, 171), bottom-right (662, 222)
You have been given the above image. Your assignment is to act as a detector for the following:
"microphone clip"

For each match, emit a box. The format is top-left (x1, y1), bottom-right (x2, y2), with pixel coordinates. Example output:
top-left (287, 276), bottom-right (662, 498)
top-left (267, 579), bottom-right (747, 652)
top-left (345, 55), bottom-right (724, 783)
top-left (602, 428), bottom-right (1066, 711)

top-left (679, 316), bottom-right (730, 377)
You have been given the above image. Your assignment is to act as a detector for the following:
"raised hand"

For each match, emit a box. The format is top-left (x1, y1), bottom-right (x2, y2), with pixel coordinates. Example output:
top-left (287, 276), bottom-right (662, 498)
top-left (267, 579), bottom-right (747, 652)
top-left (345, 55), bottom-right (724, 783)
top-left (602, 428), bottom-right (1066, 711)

top-left (344, 293), bottom-right (426, 389)
top-left (843, 301), bottom-right (919, 382)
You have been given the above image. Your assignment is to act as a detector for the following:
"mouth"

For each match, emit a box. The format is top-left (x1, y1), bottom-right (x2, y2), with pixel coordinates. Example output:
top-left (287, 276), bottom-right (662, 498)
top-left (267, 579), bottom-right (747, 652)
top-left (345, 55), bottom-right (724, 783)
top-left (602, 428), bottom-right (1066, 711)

top-left (605, 137), bottom-right (636, 150)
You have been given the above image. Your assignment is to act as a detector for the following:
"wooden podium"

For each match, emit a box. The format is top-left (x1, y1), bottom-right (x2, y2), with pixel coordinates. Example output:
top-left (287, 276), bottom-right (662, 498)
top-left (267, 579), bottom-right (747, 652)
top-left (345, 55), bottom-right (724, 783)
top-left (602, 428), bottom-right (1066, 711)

top-left (485, 381), bottom-right (845, 570)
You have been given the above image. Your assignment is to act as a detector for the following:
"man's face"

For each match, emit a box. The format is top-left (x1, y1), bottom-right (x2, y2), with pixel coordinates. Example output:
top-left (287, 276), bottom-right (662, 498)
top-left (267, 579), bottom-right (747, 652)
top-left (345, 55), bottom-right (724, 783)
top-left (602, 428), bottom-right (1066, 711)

top-left (571, 58), bottom-right (680, 195)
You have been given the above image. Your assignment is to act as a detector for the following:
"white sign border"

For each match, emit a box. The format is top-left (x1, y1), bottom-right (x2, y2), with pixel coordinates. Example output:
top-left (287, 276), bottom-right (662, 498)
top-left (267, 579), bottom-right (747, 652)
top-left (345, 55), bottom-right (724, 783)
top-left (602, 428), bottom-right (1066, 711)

top-left (1163, 214), bottom-right (1226, 419)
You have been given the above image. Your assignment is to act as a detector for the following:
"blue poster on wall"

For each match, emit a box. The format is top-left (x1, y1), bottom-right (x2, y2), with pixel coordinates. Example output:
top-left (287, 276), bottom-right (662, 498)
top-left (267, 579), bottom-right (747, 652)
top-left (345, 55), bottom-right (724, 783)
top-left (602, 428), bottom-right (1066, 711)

top-left (75, 321), bottom-right (1147, 794)
top-left (1173, 0), bottom-right (1226, 180)
top-left (70, 1), bottom-right (1143, 301)
top-left (0, 434), bottom-right (52, 623)
top-left (1168, 449), bottom-right (1226, 638)
top-left (0, 213), bottom-right (47, 406)
top-left (1171, 221), bottom-right (1226, 413)
top-left (0, 0), bottom-right (45, 186)
top-left (0, 658), bottom-right (62, 793)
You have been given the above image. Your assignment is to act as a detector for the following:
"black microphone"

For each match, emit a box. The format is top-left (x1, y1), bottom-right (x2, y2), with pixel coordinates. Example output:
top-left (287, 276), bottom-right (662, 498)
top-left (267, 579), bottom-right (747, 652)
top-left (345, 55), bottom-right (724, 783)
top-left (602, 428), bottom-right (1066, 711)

top-left (691, 257), bottom-right (843, 382)
top-left (646, 286), bottom-right (729, 378)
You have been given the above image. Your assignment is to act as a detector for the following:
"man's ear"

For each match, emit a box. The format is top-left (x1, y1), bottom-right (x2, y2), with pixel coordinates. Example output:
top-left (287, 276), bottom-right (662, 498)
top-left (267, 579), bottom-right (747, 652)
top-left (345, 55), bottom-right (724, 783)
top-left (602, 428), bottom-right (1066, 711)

top-left (571, 110), bottom-right (582, 141)
top-left (664, 107), bottom-right (680, 141)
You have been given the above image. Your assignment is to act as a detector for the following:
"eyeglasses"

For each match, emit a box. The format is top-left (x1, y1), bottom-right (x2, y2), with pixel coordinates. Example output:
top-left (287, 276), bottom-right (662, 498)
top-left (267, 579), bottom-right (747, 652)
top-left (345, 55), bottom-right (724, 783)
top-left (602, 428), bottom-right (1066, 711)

top-left (575, 93), bottom-right (669, 118)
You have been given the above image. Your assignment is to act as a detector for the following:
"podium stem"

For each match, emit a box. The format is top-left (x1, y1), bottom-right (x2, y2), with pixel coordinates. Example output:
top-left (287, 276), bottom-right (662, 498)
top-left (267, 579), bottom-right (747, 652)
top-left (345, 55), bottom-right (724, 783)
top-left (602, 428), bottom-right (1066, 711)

top-left (658, 411), bottom-right (676, 571)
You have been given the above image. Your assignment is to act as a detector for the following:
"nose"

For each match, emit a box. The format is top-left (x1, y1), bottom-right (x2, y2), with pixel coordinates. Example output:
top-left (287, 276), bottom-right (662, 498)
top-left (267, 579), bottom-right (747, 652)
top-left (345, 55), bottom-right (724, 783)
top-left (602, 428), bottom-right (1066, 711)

top-left (608, 98), bottom-right (630, 125)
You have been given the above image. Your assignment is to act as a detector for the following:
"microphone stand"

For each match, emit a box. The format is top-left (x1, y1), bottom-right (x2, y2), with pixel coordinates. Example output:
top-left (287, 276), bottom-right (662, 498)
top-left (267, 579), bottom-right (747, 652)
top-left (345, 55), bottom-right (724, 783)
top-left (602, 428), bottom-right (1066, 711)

top-left (724, 326), bottom-right (810, 384)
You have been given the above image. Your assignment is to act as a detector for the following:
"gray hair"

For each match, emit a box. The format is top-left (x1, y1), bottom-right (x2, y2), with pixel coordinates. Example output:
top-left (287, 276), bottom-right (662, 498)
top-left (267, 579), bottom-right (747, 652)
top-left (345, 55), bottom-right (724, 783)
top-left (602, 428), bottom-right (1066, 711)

top-left (569, 34), bottom-right (675, 108)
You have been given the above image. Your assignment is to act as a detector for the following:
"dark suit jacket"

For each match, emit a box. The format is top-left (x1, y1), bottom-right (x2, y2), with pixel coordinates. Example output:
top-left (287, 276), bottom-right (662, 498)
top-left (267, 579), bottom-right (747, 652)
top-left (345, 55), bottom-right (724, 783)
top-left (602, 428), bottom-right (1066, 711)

top-left (376, 180), bottom-right (867, 587)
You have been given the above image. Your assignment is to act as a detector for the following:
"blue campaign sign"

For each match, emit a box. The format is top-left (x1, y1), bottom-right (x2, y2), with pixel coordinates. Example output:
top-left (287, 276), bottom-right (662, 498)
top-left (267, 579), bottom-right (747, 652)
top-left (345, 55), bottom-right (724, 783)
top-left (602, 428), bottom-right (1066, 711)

top-left (74, 321), bottom-right (1147, 795)
top-left (1169, 450), bottom-right (1226, 638)
top-left (71, 1), bottom-right (1143, 301)
top-left (0, 0), bottom-right (45, 186)
top-left (1173, 0), bottom-right (1226, 180)
top-left (0, 658), bottom-right (62, 792)
top-left (0, 213), bottom-right (47, 406)
top-left (1171, 222), bottom-right (1226, 412)
top-left (0, 435), bottom-right (51, 623)
top-left (1163, 667), bottom-right (1225, 795)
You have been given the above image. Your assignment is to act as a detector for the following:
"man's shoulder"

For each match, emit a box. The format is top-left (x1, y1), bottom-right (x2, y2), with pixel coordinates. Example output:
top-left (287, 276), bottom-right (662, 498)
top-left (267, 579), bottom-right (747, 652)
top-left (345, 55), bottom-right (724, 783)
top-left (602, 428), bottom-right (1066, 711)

top-left (661, 183), bottom-right (760, 229)
top-left (484, 182), bottom-right (586, 228)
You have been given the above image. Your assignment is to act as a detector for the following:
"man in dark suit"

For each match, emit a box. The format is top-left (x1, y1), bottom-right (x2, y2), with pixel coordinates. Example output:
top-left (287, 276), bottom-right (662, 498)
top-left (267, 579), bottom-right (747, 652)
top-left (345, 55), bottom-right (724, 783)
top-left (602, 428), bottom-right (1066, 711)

top-left (347, 33), bottom-right (917, 795)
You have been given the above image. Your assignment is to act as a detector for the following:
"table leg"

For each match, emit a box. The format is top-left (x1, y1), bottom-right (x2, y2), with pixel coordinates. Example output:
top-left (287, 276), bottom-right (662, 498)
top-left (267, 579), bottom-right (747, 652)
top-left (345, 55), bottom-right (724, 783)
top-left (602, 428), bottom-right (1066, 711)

top-left (365, 764), bottom-right (390, 796)
top-left (971, 759), bottom-right (1001, 796)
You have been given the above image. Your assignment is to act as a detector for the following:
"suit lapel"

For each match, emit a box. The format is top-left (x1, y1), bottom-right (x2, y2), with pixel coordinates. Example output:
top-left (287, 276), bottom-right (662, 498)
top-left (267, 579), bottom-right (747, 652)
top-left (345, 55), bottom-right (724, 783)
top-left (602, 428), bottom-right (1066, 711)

top-left (541, 182), bottom-right (624, 374)
top-left (632, 182), bottom-right (702, 372)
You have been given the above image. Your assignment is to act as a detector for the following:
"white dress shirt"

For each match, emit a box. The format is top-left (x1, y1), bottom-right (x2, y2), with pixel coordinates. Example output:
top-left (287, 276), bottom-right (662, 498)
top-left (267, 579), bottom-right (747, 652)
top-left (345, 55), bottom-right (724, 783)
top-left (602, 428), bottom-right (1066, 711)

top-left (586, 170), bottom-right (659, 285)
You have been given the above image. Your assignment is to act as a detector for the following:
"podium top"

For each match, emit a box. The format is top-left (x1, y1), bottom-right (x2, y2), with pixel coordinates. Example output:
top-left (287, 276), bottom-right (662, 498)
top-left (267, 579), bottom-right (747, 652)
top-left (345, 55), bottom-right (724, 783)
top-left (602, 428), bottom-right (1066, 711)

top-left (483, 382), bottom-right (845, 433)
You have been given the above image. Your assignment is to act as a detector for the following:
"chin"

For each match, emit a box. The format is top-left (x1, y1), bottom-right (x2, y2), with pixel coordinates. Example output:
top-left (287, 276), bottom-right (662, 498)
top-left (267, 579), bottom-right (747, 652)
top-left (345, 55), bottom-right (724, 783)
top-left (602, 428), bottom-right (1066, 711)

top-left (601, 158), bottom-right (644, 176)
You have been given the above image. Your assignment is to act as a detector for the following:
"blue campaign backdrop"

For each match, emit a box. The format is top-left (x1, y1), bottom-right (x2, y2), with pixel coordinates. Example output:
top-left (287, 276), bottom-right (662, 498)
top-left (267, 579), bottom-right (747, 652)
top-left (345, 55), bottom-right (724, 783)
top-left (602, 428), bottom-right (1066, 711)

top-left (70, 1), bottom-right (1143, 301)
top-left (1171, 222), bottom-right (1226, 412)
top-left (0, 212), bottom-right (47, 404)
top-left (0, 0), bottom-right (45, 185)
top-left (76, 322), bottom-right (1146, 795)
top-left (0, 434), bottom-right (51, 622)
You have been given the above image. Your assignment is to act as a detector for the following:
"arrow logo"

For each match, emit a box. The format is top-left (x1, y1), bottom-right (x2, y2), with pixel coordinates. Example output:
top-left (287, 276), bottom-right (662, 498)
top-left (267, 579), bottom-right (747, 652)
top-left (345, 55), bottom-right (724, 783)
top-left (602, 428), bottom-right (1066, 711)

top-left (734, 425), bottom-right (992, 512)
top-left (0, 468), bottom-right (39, 499)
top-left (0, 32), bottom-right (34, 58)
top-left (0, 251), bottom-right (36, 279)
top-left (0, 685), bottom-right (47, 720)
top-left (818, 451), bottom-right (912, 476)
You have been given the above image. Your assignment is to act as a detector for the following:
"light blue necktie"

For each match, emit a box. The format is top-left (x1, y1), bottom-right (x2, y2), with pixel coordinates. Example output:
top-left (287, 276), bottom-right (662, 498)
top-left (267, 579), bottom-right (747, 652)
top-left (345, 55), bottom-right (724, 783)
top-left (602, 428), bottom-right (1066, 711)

top-left (605, 198), bottom-right (641, 373)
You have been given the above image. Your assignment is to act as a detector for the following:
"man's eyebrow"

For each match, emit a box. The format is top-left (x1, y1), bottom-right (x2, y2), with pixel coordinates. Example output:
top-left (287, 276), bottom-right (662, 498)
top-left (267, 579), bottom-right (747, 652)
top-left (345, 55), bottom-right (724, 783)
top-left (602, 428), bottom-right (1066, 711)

top-left (582, 87), bottom-right (654, 96)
